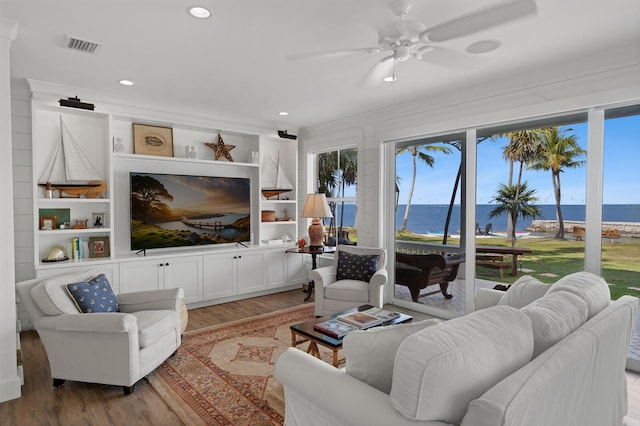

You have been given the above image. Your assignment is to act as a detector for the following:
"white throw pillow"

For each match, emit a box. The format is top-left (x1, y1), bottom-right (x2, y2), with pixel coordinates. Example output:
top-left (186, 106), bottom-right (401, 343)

top-left (30, 270), bottom-right (99, 315)
top-left (546, 271), bottom-right (610, 319)
top-left (390, 305), bottom-right (533, 424)
top-left (521, 290), bottom-right (588, 357)
top-left (497, 275), bottom-right (550, 308)
top-left (343, 318), bottom-right (442, 394)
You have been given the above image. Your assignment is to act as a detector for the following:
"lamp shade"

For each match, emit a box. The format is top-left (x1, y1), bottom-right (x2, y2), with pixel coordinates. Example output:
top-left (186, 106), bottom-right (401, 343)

top-left (300, 193), bottom-right (333, 219)
top-left (300, 193), bottom-right (332, 249)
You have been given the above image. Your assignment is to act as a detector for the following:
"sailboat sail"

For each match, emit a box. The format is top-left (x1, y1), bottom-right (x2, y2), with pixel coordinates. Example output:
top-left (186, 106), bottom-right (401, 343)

top-left (261, 153), bottom-right (292, 199)
top-left (39, 116), bottom-right (103, 185)
top-left (38, 116), bottom-right (106, 198)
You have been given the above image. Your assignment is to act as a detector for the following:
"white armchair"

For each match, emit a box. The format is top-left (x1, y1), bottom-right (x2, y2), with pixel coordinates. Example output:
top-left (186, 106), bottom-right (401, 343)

top-left (16, 270), bottom-right (183, 395)
top-left (311, 245), bottom-right (387, 316)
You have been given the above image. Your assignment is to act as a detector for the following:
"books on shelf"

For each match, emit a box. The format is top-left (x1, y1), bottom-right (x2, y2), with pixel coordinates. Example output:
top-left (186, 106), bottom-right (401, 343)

top-left (313, 319), bottom-right (358, 338)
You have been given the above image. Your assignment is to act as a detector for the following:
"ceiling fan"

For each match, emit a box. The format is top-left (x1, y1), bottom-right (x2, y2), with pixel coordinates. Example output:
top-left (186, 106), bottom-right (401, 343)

top-left (288, 0), bottom-right (537, 82)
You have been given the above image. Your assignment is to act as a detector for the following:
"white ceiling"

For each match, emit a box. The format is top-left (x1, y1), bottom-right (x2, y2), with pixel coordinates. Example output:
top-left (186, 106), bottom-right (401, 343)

top-left (4, 0), bottom-right (640, 130)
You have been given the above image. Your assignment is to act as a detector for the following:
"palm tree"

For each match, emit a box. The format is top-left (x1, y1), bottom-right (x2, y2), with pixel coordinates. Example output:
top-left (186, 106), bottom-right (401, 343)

top-left (337, 148), bottom-right (357, 233)
top-left (496, 129), bottom-right (543, 240)
top-left (528, 127), bottom-right (586, 239)
top-left (396, 144), bottom-right (451, 232)
top-left (317, 149), bottom-right (357, 242)
top-left (488, 182), bottom-right (542, 246)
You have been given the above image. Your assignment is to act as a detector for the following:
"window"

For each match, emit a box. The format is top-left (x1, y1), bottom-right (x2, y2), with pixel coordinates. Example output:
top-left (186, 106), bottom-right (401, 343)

top-left (602, 106), bottom-right (640, 298)
top-left (316, 148), bottom-right (357, 245)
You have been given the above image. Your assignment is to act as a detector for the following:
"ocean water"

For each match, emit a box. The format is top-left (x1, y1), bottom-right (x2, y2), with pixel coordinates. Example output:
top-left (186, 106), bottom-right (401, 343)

top-left (327, 204), bottom-right (640, 234)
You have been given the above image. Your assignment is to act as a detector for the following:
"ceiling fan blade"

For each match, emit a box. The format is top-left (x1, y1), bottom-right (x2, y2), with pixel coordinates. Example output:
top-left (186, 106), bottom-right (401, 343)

top-left (286, 47), bottom-right (381, 61)
top-left (422, 0), bottom-right (537, 43)
top-left (419, 46), bottom-right (482, 70)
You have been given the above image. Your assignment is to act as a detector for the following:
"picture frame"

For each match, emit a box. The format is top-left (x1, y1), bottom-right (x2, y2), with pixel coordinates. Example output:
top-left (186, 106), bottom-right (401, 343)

top-left (92, 212), bottom-right (106, 228)
top-left (133, 123), bottom-right (174, 157)
top-left (89, 236), bottom-right (110, 258)
top-left (39, 208), bottom-right (70, 228)
top-left (40, 216), bottom-right (56, 230)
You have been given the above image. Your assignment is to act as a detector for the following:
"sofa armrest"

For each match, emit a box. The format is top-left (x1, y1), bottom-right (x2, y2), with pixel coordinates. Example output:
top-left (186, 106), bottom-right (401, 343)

top-left (34, 313), bottom-right (137, 333)
top-left (275, 348), bottom-right (453, 426)
top-left (369, 268), bottom-right (388, 308)
top-left (118, 288), bottom-right (184, 312)
top-left (308, 265), bottom-right (337, 288)
top-left (474, 288), bottom-right (505, 310)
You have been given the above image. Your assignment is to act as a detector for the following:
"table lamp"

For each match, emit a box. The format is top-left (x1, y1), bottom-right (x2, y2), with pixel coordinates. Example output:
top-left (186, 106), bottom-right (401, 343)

top-left (300, 193), bottom-right (333, 249)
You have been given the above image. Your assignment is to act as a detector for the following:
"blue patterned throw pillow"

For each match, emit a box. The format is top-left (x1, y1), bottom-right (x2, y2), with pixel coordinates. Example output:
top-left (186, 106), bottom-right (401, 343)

top-left (336, 251), bottom-right (380, 282)
top-left (66, 274), bottom-right (120, 313)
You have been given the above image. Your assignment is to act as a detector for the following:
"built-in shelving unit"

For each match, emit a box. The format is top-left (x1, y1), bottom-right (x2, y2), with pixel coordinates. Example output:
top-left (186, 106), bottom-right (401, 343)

top-left (29, 83), bottom-right (305, 307)
top-left (31, 104), bottom-right (113, 269)
top-left (258, 137), bottom-right (298, 243)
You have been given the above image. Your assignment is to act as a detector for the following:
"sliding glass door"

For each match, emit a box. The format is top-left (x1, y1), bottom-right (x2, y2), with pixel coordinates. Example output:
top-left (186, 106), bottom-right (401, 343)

top-left (391, 133), bottom-right (468, 318)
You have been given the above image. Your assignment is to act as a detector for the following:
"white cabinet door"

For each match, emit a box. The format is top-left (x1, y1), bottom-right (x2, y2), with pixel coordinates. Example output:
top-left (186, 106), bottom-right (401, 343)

top-left (119, 259), bottom-right (164, 293)
top-left (265, 249), bottom-right (287, 289)
top-left (164, 256), bottom-right (202, 304)
top-left (286, 253), bottom-right (308, 286)
top-left (203, 252), bottom-right (237, 299)
top-left (237, 251), bottom-right (265, 294)
top-left (35, 263), bottom-right (121, 293)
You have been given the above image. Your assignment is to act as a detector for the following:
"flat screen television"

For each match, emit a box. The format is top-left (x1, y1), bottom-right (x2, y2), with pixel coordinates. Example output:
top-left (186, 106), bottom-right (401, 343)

top-left (130, 172), bottom-right (251, 250)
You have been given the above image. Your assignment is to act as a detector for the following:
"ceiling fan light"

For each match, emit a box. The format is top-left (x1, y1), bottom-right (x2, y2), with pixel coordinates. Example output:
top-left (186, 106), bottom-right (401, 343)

top-left (188, 6), bottom-right (211, 19)
top-left (466, 39), bottom-right (501, 54)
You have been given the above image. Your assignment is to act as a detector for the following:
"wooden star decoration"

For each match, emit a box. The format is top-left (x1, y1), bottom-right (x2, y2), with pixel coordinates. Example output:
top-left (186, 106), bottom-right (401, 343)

top-left (205, 134), bottom-right (235, 162)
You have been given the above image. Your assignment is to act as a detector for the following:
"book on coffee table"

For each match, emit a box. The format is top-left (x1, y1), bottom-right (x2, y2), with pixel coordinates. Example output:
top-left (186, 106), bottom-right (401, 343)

top-left (313, 318), bottom-right (358, 338)
top-left (337, 307), bottom-right (402, 329)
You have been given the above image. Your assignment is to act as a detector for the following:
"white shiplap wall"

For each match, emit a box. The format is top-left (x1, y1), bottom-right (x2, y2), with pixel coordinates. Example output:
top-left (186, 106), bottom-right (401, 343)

top-left (11, 82), bottom-right (34, 283)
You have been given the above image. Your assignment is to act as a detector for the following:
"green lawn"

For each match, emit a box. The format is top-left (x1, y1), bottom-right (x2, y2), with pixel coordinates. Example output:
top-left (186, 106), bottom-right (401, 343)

top-left (395, 231), bottom-right (640, 300)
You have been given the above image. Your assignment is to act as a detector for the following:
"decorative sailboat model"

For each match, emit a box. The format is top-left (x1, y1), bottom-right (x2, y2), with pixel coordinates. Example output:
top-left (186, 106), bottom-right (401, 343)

top-left (261, 153), bottom-right (293, 200)
top-left (38, 116), bottom-right (106, 198)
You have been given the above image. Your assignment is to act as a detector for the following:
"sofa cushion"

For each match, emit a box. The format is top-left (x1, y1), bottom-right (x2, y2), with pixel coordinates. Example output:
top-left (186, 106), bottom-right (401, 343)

top-left (66, 274), bottom-right (120, 313)
top-left (31, 270), bottom-right (100, 315)
top-left (131, 310), bottom-right (177, 348)
top-left (336, 251), bottom-right (380, 282)
top-left (343, 318), bottom-right (442, 394)
top-left (547, 271), bottom-right (610, 319)
top-left (390, 305), bottom-right (533, 424)
top-left (521, 290), bottom-right (588, 357)
top-left (498, 275), bottom-right (550, 308)
top-left (324, 280), bottom-right (370, 302)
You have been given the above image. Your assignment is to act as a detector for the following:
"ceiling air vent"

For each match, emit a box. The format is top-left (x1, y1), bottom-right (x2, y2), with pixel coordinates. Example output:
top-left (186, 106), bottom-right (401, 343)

top-left (64, 34), bottom-right (102, 54)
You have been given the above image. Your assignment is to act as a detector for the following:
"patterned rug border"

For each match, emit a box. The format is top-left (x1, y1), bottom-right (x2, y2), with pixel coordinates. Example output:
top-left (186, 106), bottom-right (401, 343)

top-left (148, 303), bottom-right (316, 426)
top-left (182, 303), bottom-right (315, 339)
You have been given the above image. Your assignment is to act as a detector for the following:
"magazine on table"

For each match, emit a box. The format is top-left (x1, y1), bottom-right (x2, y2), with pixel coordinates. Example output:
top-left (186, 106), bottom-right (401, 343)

top-left (337, 307), bottom-right (402, 329)
top-left (314, 318), bottom-right (358, 338)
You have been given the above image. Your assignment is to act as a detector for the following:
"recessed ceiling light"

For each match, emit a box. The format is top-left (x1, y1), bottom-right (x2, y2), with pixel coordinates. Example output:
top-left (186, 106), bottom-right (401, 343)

top-left (466, 39), bottom-right (502, 54)
top-left (119, 79), bottom-right (134, 86)
top-left (188, 6), bottom-right (211, 19)
top-left (278, 111), bottom-right (289, 116)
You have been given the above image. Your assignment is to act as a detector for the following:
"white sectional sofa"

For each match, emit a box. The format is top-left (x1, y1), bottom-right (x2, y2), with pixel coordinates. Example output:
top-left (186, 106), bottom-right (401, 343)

top-left (275, 272), bottom-right (639, 426)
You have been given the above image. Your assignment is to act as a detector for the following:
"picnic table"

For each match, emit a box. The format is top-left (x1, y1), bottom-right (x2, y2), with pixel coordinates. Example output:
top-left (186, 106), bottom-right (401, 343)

top-left (476, 245), bottom-right (532, 276)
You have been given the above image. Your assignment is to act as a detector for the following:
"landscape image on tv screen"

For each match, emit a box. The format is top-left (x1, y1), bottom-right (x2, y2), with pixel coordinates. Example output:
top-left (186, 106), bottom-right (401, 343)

top-left (130, 172), bottom-right (251, 250)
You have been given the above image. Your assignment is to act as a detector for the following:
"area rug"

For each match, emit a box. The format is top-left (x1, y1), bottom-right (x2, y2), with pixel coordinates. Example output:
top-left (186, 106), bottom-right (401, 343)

top-left (148, 303), bottom-right (340, 425)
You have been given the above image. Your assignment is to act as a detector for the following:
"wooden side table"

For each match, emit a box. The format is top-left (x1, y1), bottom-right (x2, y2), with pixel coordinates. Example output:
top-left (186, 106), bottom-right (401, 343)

top-left (286, 246), bottom-right (336, 301)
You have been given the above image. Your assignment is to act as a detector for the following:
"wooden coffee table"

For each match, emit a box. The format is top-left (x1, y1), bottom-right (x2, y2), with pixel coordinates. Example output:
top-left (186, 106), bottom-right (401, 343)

top-left (290, 305), bottom-right (412, 367)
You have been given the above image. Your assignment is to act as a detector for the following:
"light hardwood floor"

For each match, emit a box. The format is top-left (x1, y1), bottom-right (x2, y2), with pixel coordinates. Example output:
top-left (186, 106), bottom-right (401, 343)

top-left (3, 288), bottom-right (640, 424)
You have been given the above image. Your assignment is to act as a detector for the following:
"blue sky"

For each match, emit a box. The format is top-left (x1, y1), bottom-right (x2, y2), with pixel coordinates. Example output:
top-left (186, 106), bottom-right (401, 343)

top-left (395, 114), bottom-right (640, 205)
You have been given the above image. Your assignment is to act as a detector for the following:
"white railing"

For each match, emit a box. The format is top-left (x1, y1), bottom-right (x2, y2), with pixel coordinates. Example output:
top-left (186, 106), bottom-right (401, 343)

top-left (395, 240), bottom-right (465, 257)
